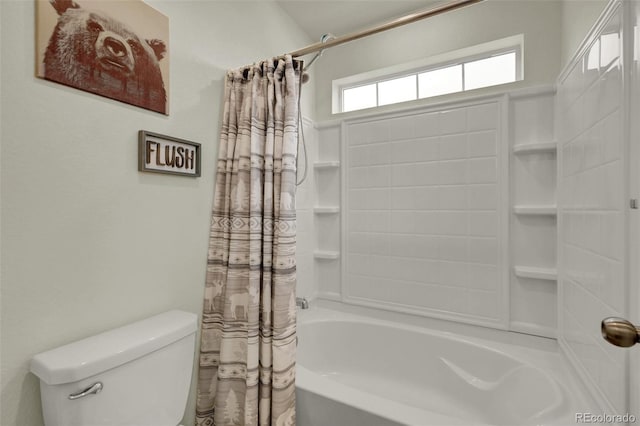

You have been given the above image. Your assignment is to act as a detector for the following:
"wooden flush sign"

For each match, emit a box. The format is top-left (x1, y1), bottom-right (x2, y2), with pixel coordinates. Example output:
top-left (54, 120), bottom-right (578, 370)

top-left (138, 130), bottom-right (201, 177)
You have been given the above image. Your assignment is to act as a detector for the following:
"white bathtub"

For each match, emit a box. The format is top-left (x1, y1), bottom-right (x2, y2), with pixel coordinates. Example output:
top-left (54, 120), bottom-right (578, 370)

top-left (295, 305), bottom-right (593, 426)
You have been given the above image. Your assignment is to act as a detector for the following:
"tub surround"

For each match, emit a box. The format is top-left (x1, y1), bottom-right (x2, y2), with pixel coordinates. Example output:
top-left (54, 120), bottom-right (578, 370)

top-left (312, 86), bottom-right (558, 338)
top-left (556, 0), bottom-right (629, 416)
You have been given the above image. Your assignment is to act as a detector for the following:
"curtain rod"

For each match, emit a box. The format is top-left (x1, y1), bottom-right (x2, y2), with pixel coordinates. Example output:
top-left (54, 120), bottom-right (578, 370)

top-left (288, 0), bottom-right (484, 58)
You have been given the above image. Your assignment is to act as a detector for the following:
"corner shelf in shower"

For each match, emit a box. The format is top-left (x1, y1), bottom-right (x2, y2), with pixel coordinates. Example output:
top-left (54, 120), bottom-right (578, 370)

top-left (513, 266), bottom-right (557, 281)
top-left (513, 205), bottom-right (557, 216)
top-left (512, 142), bottom-right (557, 154)
top-left (314, 207), bottom-right (340, 214)
top-left (313, 161), bottom-right (340, 170)
top-left (314, 250), bottom-right (340, 260)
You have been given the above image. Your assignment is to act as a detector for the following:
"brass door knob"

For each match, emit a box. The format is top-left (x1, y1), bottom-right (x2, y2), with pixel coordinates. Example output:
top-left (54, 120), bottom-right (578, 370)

top-left (601, 317), bottom-right (640, 348)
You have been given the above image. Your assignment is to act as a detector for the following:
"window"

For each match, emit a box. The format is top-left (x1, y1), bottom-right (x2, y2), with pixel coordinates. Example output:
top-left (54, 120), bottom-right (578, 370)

top-left (418, 64), bottom-right (462, 98)
top-left (464, 51), bottom-right (516, 90)
top-left (342, 84), bottom-right (377, 112)
top-left (335, 35), bottom-right (523, 113)
top-left (378, 75), bottom-right (416, 106)
top-left (586, 32), bottom-right (620, 71)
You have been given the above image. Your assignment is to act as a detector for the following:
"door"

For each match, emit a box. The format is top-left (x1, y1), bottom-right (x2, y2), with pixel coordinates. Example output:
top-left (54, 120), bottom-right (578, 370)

top-left (629, 0), bottom-right (640, 419)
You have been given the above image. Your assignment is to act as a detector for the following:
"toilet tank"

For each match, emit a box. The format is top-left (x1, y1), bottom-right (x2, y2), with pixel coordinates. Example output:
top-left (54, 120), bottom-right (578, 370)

top-left (30, 310), bottom-right (197, 426)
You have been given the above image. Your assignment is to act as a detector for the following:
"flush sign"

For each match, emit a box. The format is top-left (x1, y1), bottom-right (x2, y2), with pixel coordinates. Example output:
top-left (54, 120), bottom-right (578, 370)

top-left (138, 130), bottom-right (201, 177)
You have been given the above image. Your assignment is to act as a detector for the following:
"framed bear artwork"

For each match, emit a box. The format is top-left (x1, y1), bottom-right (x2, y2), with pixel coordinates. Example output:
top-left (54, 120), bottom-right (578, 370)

top-left (36, 0), bottom-right (170, 115)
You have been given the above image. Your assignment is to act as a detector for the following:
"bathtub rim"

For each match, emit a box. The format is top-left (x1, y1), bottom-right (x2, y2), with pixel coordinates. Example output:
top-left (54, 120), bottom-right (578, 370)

top-left (301, 299), bottom-right (559, 352)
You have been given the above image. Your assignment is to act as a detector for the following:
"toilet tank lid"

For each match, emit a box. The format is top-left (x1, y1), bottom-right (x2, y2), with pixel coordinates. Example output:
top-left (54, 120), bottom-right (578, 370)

top-left (30, 310), bottom-right (197, 385)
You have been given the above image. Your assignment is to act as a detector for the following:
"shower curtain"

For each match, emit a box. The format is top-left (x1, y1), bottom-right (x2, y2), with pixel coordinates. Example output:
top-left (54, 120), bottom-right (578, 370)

top-left (196, 55), bottom-right (301, 426)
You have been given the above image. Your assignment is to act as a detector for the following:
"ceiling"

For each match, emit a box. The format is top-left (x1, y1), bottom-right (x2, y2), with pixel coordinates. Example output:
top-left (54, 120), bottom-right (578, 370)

top-left (275, 1), bottom-right (440, 44)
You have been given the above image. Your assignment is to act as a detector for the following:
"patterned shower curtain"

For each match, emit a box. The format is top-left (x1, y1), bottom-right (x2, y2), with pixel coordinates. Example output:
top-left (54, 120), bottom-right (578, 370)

top-left (196, 55), bottom-right (301, 426)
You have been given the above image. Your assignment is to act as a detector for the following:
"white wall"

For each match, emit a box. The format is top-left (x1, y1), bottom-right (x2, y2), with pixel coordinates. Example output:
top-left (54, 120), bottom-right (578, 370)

top-left (311, 0), bottom-right (562, 122)
top-left (0, 1), bottom-right (312, 425)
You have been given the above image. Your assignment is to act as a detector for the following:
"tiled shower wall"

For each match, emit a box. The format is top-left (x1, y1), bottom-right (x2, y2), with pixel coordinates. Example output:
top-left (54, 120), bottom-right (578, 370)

top-left (556, 1), bottom-right (627, 414)
top-left (343, 101), bottom-right (508, 328)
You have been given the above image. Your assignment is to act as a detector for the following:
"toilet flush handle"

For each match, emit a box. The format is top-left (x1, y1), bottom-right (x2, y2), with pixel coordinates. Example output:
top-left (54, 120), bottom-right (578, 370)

top-left (68, 382), bottom-right (103, 400)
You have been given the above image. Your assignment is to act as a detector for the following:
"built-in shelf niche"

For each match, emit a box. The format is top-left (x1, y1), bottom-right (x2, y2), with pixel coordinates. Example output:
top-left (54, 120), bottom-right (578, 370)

top-left (513, 142), bottom-right (557, 154)
top-left (513, 205), bottom-right (557, 216)
top-left (313, 161), bottom-right (340, 170)
top-left (314, 207), bottom-right (340, 214)
top-left (314, 123), bottom-right (342, 299)
top-left (509, 88), bottom-right (557, 339)
top-left (314, 250), bottom-right (340, 260)
top-left (513, 266), bottom-right (557, 281)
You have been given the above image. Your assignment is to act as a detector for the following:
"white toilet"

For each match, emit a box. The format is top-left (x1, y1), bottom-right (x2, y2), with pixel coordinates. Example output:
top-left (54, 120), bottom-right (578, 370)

top-left (30, 310), bottom-right (197, 426)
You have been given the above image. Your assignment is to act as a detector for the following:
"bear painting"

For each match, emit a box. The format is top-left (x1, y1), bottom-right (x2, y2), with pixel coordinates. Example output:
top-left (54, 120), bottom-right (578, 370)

top-left (36, 0), bottom-right (169, 115)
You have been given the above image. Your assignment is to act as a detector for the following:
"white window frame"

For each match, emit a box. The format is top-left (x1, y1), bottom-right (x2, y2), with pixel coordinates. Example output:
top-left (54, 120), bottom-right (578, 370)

top-left (333, 34), bottom-right (524, 114)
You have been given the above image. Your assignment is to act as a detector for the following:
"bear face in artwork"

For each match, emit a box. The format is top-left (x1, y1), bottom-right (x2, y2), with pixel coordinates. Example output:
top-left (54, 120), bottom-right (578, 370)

top-left (43, 0), bottom-right (167, 114)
